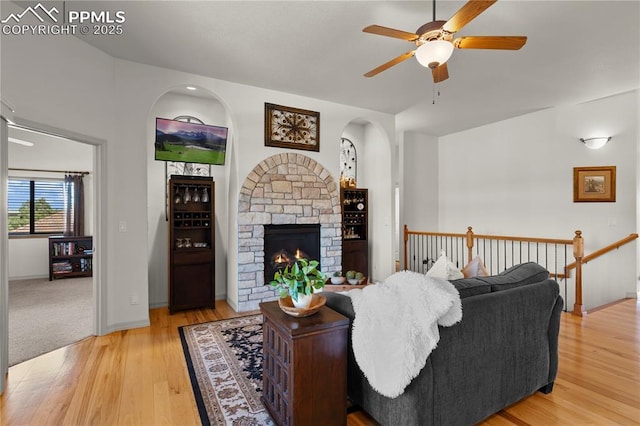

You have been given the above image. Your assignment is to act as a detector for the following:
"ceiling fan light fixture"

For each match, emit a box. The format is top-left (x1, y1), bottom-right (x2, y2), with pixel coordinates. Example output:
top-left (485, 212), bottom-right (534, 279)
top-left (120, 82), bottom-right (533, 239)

top-left (415, 40), bottom-right (454, 69)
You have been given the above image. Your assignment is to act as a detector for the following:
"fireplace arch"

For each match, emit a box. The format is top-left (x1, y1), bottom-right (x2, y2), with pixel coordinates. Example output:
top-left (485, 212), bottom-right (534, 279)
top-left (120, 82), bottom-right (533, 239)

top-left (237, 153), bottom-right (342, 311)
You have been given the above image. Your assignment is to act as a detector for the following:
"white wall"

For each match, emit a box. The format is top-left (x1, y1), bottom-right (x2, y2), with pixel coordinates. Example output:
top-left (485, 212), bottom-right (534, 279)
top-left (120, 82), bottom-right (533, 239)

top-left (436, 91), bottom-right (638, 310)
top-left (360, 123), bottom-right (395, 282)
top-left (399, 131), bottom-right (439, 233)
top-left (8, 132), bottom-right (93, 280)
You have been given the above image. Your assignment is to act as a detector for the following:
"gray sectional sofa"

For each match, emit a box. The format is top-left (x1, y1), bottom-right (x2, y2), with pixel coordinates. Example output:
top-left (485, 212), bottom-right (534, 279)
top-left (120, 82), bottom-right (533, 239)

top-left (323, 262), bottom-right (563, 425)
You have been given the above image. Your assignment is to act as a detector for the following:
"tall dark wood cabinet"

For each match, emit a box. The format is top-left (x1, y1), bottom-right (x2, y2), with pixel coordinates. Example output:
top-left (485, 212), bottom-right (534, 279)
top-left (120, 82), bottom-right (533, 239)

top-left (341, 188), bottom-right (368, 277)
top-left (168, 176), bottom-right (215, 314)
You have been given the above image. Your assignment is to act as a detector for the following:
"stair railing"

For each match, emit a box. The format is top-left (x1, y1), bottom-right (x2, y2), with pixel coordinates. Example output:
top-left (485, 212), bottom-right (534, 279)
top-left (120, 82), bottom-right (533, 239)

top-left (403, 225), bottom-right (638, 316)
top-left (565, 232), bottom-right (638, 315)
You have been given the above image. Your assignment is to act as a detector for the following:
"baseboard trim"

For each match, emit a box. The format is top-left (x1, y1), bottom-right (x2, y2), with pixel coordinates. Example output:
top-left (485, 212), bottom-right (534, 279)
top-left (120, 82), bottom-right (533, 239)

top-left (226, 297), bottom-right (239, 312)
top-left (8, 275), bottom-right (49, 281)
top-left (149, 294), bottom-right (227, 311)
top-left (587, 297), bottom-right (635, 314)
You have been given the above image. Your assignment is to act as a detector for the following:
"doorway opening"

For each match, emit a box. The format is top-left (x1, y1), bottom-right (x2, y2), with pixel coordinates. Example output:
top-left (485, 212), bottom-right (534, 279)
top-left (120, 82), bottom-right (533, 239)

top-left (6, 124), bottom-right (97, 366)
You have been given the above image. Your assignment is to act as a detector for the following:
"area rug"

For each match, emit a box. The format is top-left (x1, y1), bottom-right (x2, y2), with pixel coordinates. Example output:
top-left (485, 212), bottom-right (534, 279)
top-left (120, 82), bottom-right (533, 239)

top-left (179, 314), bottom-right (275, 426)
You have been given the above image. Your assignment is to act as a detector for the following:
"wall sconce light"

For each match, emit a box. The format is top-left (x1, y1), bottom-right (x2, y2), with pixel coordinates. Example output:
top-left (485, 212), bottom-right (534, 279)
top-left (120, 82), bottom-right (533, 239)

top-left (580, 137), bottom-right (611, 150)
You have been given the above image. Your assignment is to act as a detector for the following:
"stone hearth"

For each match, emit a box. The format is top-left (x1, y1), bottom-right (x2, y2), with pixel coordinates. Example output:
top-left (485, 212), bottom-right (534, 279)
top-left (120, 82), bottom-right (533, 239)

top-left (237, 153), bottom-right (342, 311)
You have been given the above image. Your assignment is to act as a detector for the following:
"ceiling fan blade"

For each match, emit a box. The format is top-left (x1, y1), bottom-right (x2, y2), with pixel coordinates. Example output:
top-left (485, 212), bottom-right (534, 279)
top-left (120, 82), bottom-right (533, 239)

top-left (453, 36), bottom-right (527, 50)
top-left (363, 25), bottom-right (419, 41)
top-left (364, 51), bottom-right (415, 77)
top-left (442, 0), bottom-right (497, 34)
top-left (431, 63), bottom-right (449, 83)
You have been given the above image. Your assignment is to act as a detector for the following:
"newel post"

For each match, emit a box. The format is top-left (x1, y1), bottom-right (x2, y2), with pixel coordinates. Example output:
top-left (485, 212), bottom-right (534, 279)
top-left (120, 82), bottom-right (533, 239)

top-left (572, 230), bottom-right (586, 316)
top-left (466, 226), bottom-right (475, 265)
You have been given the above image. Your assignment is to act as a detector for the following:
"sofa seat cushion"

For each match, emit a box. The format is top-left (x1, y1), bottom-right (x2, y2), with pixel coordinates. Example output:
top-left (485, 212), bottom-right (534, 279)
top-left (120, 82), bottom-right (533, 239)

top-left (477, 262), bottom-right (549, 292)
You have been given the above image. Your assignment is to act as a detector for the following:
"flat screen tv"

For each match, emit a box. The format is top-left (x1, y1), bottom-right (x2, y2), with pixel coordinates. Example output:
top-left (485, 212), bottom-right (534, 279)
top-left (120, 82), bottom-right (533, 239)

top-left (155, 117), bottom-right (228, 165)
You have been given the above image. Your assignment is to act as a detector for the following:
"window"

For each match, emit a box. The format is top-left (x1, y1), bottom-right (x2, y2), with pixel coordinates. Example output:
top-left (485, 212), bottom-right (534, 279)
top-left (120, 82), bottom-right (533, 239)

top-left (8, 178), bottom-right (68, 235)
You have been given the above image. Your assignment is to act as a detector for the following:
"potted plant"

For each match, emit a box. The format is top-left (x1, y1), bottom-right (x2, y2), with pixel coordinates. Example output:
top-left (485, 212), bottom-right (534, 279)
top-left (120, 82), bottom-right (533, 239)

top-left (270, 258), bottom-right (327, 308)
top-left (346, 270), bottom-right (365, 285)
top-left (331, 271), bottom-right (346, 285)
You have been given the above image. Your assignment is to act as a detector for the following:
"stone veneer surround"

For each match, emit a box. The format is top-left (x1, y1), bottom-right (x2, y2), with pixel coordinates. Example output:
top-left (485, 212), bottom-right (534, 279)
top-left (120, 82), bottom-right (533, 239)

top-left (237, 153), bottom-right (342, 311)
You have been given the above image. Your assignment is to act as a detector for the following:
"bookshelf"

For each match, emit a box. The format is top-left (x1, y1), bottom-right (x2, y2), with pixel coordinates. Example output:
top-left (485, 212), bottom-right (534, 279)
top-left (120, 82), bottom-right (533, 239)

top-left (48, 235), bottom-right (93, 280)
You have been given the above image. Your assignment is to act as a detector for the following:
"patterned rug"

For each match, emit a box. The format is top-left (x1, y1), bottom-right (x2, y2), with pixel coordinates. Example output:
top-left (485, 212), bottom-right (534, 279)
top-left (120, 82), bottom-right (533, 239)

top-left (179, 314), bottom-right (274, 426)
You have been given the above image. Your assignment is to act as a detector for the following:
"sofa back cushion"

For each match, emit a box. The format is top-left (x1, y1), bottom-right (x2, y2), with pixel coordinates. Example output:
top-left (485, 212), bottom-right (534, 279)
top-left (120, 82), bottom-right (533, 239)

top-left (450, 278), bottom-right (491, 298)
top-left (451, 262), bottom-right (549, 295)
top-left (478, 262), bottom-right (549, 292)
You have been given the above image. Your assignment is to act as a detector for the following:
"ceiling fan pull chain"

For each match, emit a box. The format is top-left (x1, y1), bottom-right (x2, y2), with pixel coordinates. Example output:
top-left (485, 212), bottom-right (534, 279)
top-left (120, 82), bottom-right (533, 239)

top-left (432, 84), bottom-right (442, 105)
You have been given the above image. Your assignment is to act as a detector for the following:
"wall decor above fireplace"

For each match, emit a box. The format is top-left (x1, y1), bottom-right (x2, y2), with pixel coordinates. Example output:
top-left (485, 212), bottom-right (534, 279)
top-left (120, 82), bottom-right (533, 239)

top-left (264, 103), bottom-right (320, 152)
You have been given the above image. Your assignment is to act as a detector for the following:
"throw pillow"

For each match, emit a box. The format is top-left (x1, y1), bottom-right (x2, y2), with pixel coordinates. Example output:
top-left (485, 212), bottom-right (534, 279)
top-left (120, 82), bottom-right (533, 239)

top-left (462, 256), bottom-right (489, 278)
top-left (426, 252), bottom-right (464, 281)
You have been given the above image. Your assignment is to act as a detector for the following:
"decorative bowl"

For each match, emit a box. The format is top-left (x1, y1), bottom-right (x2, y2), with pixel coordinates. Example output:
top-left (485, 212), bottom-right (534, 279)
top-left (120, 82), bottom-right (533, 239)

top-left (278, 294), bottom-right (326, 317)
top-left (348, 278), bottom-right (360, 285)
top-left (330, 276), bottom-right (346, 285)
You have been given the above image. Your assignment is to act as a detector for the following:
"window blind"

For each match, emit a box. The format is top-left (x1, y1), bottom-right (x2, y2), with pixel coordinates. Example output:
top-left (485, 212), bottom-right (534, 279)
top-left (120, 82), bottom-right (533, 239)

top-left (8, 178), bottom-right (67, 235)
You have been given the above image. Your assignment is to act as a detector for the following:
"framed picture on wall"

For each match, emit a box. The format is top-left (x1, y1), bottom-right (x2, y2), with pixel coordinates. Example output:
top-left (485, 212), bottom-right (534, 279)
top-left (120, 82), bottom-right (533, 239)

top-left (573, 166), bottom-right (616, 202)
top-left (264, 103), bottom-right (320, 152)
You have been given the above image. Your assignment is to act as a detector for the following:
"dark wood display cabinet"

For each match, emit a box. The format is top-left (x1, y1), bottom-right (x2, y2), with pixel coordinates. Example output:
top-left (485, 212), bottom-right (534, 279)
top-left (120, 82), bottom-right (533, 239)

top-left (341, 187), bottom-right (368, 277)
top-left (168, 175), bottom-right (215, 314)
top-left (48, 235), bottom-right (93, 280)
top-left (260, 300), bottom-right (349, 426)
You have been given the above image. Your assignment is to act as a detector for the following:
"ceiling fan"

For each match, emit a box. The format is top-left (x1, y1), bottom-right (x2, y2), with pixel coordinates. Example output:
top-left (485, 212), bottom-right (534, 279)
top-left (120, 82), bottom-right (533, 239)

top-left (363, 0), bottom-right (527, 83)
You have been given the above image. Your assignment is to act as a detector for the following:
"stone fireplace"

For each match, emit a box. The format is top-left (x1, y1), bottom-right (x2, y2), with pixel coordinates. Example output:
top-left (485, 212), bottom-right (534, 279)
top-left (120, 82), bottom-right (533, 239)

top-left (237, 153), bottom-right (342, 311)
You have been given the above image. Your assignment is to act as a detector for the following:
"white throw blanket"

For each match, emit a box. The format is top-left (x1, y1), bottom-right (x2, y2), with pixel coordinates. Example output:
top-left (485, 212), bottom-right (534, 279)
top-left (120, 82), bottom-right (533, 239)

top-left (347, 270), bottom-right (462, 398)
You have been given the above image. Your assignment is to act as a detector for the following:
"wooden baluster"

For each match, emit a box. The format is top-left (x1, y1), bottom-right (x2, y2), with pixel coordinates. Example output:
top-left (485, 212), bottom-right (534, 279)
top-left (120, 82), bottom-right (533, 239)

top-left (466, 226), bottom-right (475, 266)
top-left (572, 230), bottom-right (585, 316)
top-left (403, 224), bottom-right (409, 271)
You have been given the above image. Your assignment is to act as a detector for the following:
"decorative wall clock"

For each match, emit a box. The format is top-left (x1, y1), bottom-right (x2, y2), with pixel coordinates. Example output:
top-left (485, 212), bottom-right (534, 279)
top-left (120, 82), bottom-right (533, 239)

top-left (265, 103), bottom-right (320, 152)
top-left (340, 137), bottom-right (357, 187)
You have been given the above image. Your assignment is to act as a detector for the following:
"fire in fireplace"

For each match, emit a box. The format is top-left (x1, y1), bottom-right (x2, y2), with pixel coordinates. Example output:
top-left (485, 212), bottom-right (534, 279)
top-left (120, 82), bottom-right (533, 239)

top-left (264, 224), bottom-right (321, 284)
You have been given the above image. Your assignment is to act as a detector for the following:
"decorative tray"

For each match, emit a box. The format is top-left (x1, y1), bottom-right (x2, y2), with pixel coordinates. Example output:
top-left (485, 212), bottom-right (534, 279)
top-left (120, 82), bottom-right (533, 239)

top-left (278, 294), bottom-right (326, 317)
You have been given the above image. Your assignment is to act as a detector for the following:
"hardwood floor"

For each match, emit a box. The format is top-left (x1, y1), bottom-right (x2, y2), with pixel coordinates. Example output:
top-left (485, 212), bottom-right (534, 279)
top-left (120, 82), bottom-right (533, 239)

top-left (1, 299), bottom-right (638, 425)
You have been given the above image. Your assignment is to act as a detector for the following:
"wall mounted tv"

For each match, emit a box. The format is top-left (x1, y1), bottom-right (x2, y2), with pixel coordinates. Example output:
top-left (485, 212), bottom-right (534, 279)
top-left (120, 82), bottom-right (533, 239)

top-left (155, 118), bottom-right (228, 165)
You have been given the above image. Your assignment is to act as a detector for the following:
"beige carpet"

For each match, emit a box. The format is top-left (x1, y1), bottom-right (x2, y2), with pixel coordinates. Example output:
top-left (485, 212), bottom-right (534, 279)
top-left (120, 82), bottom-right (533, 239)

top-left (8, 276), bottom-right (93, 366)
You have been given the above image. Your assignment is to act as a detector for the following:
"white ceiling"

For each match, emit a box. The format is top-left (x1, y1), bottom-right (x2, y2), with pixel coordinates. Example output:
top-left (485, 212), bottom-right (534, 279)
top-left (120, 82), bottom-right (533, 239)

top-left (46, 1), bottom-right (640, 135)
